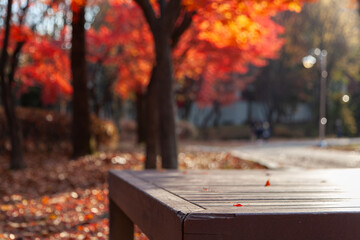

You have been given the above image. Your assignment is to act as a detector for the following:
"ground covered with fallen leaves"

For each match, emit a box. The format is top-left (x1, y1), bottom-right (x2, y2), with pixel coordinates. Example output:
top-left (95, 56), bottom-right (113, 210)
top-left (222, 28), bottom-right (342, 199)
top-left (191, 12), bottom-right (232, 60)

top-left (0, 147), bottom-right (265, 239)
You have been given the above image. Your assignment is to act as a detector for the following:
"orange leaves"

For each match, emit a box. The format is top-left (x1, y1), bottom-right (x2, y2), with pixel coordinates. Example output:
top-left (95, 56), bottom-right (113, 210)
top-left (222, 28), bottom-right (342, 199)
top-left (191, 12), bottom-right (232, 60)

top-left (48, 213), bottom-right (58, 220)
top-left (288, 2), bottom-right (303, 12)
top-left (196, 2), bottom-right (260, 48)
top-left (172, 0), bottom-right (306, 106)
top-left (87, 2), bottom-right (154, 98)
top-left (41, 196), bottom-right (50, 205)
top-left (10, 25), bottom-right (32, 42)
top-left (17, 37), bottom-right (72, 104)
top-left (184, 0), bottom-right (311, 51)
top-left (194, 2), bottom-right (287, 49)
top-left (94, 0), bottom-right (312, 102)
top-left (0, 25), bottom-right (32, 52)
top-left (183, 0), bottom-right (311, 15)
top-left (85, 213), bottom-right (94, 220)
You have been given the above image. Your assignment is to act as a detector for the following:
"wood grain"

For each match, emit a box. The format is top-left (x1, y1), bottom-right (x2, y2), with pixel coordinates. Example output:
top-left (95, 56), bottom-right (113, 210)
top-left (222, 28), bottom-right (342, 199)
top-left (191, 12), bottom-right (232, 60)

top-left (109, 169), bottom-right (360, 240)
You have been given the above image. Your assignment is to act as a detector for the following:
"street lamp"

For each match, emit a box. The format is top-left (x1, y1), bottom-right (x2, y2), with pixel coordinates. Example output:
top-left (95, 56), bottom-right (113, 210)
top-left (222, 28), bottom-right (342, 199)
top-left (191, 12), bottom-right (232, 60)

top-left (342, 94), bottom-right (350, 103)
top-left (302, 48), bottom-right (328, 147)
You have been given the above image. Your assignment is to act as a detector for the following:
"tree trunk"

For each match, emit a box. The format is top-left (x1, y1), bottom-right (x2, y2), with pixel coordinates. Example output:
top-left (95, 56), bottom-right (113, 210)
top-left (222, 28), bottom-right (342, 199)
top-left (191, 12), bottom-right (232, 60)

top-left (136, 92), bottom-right (147, 144)
top-left (0, 0), bottom-right (25, 170)
top-left (133, 0), bottom-right (184, 169)
top-left (71, 6), bottom-right (91, 158)
top-left (8, 107), bottom-right (24, 170)
top-left (145, 68), bottom-right (158, 169)
top-left (154, 33), bottom-right (178, 169)
top-left (1, 85), bottom-right (25, 169)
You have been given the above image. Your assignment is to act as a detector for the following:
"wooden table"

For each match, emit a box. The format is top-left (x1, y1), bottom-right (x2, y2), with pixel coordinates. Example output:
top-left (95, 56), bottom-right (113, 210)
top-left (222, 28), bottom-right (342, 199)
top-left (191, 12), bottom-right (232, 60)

top-left (108, 169), bottom-right (360, 240)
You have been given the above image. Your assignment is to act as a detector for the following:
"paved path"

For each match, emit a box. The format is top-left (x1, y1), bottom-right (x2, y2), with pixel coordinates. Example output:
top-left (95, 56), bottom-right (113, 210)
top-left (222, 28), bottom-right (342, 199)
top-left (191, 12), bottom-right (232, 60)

top-left (183, 138), bottom-right (360, 169)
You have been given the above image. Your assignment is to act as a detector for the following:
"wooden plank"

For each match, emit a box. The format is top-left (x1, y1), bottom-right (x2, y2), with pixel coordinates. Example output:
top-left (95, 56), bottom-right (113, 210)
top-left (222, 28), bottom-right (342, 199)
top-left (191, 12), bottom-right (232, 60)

top-left (182, 193), bottom-right (360, 200)
top-left (109, 169), bottom-right (360, 239)
top-left (184, 212), bottom-right (360, 240)
top-left (108, 170), bottom-right (203, 240)
top-left (109, 199), bottom-right (134, 240)
top-left (175, 194), bottom-right (360, 202)
top-left (133, 169), bottom-right (360, 214)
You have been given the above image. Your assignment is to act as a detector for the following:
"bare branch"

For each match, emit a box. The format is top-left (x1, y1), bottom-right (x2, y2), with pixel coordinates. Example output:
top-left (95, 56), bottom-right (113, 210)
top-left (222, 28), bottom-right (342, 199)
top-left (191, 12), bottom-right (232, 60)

top-left (171, 10), bottom-right (195, 49)
top-left (18, 0), bottom-right (30, 26)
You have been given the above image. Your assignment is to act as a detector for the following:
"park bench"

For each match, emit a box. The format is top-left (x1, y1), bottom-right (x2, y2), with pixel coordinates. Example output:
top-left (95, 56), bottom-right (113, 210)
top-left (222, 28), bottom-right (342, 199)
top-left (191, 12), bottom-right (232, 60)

top-left (108, 169), bottom-right (360, 240)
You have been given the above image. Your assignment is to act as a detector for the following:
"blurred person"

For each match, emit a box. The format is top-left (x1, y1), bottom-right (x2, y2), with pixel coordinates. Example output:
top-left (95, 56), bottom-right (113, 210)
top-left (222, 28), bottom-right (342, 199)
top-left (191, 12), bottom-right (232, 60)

top-left (262, 122), bottom-right (271, 140)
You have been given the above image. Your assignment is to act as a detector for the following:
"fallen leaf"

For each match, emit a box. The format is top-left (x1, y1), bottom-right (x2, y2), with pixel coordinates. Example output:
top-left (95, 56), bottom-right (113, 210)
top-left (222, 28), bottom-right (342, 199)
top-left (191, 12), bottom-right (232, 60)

top-left (41, 196), bottom-right (50, 205)
top-left (265, 180), bottom-right (271, 187)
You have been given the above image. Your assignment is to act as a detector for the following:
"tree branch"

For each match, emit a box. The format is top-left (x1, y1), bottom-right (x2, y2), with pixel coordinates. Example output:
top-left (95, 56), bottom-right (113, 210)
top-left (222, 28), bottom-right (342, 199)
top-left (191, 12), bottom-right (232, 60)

top-left (18, 0), bottom-right (30, 26)
top-left (163, 0), bottom-right (181, 33)
top-left (6, 0), bottom-right (30, 86)
top-left (173, 44), bottom-right (191, 72)
top-left (133, 0), bottom-right (157, 32)
top-left (0, 0), bottom-right (13, 78)
top-left (171, 10), bottom-right (195, 49)
top-left (158, 0), bottom-right (166, 17)
top-left (8, 41), bottom-right (25, 86)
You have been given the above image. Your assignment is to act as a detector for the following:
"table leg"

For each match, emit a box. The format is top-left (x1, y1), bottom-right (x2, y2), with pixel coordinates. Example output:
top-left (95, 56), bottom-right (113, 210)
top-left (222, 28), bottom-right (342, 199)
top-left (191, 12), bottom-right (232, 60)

top-left (109, 198), bottom-right (134, 240)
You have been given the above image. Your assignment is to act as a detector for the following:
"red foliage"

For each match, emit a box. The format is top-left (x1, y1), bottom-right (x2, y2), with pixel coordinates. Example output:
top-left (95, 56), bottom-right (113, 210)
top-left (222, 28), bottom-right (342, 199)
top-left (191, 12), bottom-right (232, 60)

top-left (91, 0), bottom-right (313, 105)
top-left (0, 23), bottom-right (72, 105)
top-left (87, 2), bottom-right (154, 98)
top-left (265, 180), bottom-right (271, 187)
top-left (17, 37), bottom-right (72, 105)
top-left (174, 0), bottom-right (306, 106)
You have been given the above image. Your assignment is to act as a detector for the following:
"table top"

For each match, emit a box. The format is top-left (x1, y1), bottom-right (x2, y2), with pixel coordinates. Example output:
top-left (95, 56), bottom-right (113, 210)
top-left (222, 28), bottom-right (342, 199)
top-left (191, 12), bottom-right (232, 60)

top-left (109, 169), bottom-right (360, 240)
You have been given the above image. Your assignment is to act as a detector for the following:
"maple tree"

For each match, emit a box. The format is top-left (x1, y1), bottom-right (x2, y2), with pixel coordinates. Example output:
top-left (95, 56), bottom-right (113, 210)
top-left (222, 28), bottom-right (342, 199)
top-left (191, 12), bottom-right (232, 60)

top-left (0, 0), bottom-right (28, 169)
top-left (0, 0), bottom-right (73, 169)
top-left (124, 0), bottom-right (314, 169)
top-left (87, 2), bottom-right (154, 144)
top-left (85, 0), bottom-right (313, 168)
top-left (18, 37), bottom-right (72, 104)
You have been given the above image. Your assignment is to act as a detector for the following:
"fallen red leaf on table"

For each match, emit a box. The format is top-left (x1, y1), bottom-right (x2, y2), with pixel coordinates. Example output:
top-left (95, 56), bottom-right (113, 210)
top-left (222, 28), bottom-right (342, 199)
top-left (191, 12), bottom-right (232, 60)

top-left (265, 180), bottom-right (271, 187)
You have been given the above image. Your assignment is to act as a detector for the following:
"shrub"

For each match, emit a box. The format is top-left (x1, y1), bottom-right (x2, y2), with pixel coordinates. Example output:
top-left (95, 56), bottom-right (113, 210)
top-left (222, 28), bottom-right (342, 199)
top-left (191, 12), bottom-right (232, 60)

top-left (177, 120), bottom-right (198, 139)
top-left (0, 107), bottom-right (119, 153)
top-left (272, 124), bottom-right (305, 138)
top-left (341, 106), bottom-right (357, 136)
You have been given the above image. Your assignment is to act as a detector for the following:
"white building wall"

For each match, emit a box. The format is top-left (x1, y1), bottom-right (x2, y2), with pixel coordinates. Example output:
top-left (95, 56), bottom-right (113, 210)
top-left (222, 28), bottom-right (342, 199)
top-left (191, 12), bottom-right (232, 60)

top-left (187, 101), bottom-right (312, 127)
